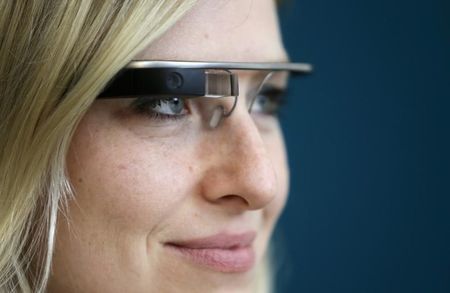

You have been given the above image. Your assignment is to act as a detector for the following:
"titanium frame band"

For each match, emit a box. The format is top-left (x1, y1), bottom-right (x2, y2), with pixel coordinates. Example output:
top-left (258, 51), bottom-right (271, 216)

top-left (98, 60), bottom-right (312, 98)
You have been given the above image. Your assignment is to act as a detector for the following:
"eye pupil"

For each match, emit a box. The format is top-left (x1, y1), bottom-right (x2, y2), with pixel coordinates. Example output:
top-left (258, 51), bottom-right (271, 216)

top-left (252, 94), bottom-right (276, 115)
top-left (132, 96), bottom-right (187, 118)
top-left (257, 95), bottom-right (268, 107)
top-left (251, 86), bottom-right (286, 116)
top-left (167, 97), bottom-right (184, 114)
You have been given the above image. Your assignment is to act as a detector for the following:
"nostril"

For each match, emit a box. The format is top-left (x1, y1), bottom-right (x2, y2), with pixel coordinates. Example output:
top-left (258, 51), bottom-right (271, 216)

top-left (217, 194), bottom-right (249, 207)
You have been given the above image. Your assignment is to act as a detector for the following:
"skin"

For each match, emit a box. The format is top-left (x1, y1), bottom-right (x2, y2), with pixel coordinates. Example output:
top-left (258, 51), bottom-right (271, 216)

top-left (48, 0), bottom-right (290, 292)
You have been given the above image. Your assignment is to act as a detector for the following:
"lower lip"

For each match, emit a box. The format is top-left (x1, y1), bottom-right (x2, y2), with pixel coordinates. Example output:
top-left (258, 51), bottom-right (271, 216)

top-left (165, 244), bottom-right (255, 273)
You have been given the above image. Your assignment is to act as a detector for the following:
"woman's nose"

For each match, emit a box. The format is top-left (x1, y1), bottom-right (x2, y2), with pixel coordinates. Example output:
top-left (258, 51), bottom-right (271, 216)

top-left (199, 108), bottom-right (278, 211)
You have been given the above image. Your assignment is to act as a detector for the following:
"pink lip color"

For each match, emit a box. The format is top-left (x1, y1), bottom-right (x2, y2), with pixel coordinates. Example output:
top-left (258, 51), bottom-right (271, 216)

top-left (165, 232), bottom-right (256, 273)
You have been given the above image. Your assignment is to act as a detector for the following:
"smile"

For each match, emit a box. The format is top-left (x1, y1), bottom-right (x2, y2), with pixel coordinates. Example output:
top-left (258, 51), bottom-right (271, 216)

top-left (164, 232), bottom-right (256, 273)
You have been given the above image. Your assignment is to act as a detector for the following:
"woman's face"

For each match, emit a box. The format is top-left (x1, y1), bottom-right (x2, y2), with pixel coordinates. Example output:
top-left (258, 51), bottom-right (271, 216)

top-left (50, 0), bottom-right (290, 292)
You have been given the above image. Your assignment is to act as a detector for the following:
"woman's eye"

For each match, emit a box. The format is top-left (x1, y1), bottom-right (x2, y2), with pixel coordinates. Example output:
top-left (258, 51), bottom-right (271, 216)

top-left (131, 96), bottom-right (189, 120)
top-left (251, 86), bottom-right (287, 116)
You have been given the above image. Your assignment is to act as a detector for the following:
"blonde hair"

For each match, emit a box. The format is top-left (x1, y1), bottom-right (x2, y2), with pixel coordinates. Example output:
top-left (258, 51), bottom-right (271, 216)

top-left (0, 1), bottom-right (197, 291)
top-left (0, 1), bottom-right (275, 292)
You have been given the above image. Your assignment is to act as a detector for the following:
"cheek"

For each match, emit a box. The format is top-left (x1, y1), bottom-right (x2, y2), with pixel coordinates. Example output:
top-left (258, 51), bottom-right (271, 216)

top-left (66, 115), bottom-right (194, 236)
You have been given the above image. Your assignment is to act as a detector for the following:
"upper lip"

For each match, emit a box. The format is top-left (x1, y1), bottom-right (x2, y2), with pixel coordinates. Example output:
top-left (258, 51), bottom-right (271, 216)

top-left (165, 231), bottom-right (256, 249)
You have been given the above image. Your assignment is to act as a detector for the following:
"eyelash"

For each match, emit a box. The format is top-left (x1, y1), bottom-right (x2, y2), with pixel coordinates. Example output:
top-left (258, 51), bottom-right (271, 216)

top-left (131, 96), bottom-right (189, 121)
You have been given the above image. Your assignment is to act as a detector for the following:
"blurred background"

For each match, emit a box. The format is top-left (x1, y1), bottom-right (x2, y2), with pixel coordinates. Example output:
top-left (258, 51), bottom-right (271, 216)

top-left (275, 0), bottom-right (450, 292)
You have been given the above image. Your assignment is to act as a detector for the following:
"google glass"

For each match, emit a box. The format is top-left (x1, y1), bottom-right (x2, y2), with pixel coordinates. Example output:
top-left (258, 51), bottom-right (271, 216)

top-left (98, 60), bottom-right (313, 128)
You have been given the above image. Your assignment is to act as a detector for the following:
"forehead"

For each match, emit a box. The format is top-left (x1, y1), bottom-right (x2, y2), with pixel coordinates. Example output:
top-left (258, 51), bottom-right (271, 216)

top-left (135, 0), bottom-right (288, 62)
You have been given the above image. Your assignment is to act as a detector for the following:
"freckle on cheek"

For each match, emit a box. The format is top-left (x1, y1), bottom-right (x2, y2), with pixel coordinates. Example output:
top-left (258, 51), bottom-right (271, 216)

top-left (78, 178), bottom-right (83, 183)
top-left (118, 164), bottom-right (127, 170)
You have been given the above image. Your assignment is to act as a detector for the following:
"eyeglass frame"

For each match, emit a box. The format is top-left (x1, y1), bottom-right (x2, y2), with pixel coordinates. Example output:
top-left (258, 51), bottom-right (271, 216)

top-left (97, 60), bottom-right (313, 128)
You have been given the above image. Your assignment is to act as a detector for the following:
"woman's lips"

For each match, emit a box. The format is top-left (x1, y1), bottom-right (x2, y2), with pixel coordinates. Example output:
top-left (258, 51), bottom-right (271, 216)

top-left (164, 232), bottom-right (256, 273)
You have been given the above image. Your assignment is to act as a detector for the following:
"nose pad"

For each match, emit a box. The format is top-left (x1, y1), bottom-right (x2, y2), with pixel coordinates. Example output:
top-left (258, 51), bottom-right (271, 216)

top-left (209, 106), bottom-right (224, 129)
top-left (208, 95), bottom-right (239, 128)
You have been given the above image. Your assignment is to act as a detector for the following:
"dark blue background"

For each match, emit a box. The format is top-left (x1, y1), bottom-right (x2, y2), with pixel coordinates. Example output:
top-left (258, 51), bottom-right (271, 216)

top-left (275, 0), bottom-right (450, 292)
